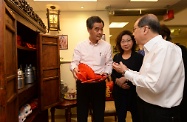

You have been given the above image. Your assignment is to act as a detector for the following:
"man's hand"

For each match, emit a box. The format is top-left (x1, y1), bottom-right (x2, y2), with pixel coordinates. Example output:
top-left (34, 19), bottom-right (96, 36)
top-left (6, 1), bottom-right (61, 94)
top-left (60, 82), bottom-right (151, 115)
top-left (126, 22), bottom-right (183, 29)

top-left (72, 67), bottom-right (79, 79)
top-left (113, 61), bottom-right (128, 74)
top-left (98, 72), bottom-right (108, 81)
top-left (116, 77), bottom-right (130, 89)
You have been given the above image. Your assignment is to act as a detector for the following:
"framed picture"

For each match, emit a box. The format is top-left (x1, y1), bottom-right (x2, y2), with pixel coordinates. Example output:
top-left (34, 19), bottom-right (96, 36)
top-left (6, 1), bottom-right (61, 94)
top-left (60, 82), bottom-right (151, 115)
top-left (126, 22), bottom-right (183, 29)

top-left (113, 46), bottom-right (118, 53)
top-left (101, 34), bottom-right (105, 41)
top-left (59, 35), bottom-right (68, 50)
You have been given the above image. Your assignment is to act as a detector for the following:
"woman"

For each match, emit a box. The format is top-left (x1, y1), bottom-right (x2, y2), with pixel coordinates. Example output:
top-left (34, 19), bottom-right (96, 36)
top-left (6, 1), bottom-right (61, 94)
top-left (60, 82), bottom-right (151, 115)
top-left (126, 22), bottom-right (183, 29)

top-left (111, 30), bottom-right (143, 122)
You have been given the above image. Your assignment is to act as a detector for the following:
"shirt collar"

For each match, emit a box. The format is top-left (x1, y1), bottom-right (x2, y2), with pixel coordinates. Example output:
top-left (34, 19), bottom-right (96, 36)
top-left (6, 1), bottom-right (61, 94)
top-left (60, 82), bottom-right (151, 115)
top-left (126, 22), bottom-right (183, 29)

top-left (144, 35), bottom-right (162, 53)
top-left (89, 39), bottom-right (101, 46)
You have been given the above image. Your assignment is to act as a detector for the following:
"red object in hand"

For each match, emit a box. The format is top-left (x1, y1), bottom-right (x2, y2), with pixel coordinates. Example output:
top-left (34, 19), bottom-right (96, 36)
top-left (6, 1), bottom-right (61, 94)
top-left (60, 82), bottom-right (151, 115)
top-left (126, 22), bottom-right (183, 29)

top-left (78, 63), bottom-right (95, 79)
top-left (76, 71), bottom-right (87, 81)
top-left (76, 63), bottom-right (107, 83)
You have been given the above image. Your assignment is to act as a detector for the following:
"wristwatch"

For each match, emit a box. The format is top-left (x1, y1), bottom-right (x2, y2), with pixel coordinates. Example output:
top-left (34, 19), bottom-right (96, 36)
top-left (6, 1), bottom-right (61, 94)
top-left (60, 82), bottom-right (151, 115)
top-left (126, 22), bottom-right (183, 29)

top-left (122, 69), bottom-right (129, 75)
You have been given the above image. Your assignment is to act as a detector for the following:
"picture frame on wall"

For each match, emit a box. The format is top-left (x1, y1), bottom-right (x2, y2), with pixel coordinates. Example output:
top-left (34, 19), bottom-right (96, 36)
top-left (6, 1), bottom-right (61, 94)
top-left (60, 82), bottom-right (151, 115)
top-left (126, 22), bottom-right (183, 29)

top-left (59, 35), bottom-right (68, 50)
top-left (113, 46), bottom-right (118, 53)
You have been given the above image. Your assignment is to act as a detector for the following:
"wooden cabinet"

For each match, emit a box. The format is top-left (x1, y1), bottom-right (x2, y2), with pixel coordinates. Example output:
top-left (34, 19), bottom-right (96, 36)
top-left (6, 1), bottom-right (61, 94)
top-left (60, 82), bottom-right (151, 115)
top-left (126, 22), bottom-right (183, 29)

top-left (0, 0), bottom-right (60, 122)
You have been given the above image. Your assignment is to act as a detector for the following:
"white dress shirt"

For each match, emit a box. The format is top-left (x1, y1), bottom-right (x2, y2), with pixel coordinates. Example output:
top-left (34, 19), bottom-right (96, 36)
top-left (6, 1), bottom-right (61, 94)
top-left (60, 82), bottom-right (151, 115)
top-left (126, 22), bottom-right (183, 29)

top-left (70, 39), bottom-right (113, 74)
top-left (125, 35), bottom-right (185, 108)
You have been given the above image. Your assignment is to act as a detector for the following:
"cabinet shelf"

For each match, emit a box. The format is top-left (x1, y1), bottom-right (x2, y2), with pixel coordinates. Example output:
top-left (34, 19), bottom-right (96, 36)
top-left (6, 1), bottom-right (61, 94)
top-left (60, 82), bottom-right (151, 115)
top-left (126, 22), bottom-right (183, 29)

top-left (1, 1), bottom-right (59, 122)
top-left (24, 108), bottom-right (40, 122)
top-left (17, 45), bottom-right (36, 51)
top-left (18, 84), bottom-right (36, 94)
top-left (18, 83), bottom-right (38, 107)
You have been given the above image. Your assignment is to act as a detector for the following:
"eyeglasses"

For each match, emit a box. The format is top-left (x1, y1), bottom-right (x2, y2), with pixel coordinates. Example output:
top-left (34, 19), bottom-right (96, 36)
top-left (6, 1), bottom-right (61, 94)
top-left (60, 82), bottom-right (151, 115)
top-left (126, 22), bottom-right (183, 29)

top-left (133, 27), bottom-right (139, 32)
top-left (121, 39), bottom-right (132, 44)
top-left (133, 26), bottom-right (150, 32)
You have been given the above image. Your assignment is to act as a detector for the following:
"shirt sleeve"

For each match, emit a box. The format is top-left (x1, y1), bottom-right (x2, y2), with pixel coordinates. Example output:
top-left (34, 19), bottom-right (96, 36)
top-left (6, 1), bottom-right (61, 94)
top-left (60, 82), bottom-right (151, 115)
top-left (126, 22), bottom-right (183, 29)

top-left (125, 45), bottom-right (184, 94)
top-left (104, 45), bottom-right (113, 74)
top-left (70, 45), bottom-right (81, 71)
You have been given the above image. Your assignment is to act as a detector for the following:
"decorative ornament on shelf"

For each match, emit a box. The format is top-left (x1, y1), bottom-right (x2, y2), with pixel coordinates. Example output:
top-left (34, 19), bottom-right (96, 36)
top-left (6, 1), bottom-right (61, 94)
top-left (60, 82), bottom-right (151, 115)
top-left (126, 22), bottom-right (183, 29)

top-left (46, 6), bottom-right (61, 32)
top-left (60, 80), bottom-right (68, 100)
top-left (6, 0), bottom-right (46, 30)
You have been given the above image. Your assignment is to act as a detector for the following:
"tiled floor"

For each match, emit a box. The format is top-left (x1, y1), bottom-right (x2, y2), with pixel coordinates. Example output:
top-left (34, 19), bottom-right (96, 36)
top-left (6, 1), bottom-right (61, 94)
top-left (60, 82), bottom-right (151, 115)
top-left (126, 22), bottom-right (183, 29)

top-left (48, 108), bottom-right (132, 122)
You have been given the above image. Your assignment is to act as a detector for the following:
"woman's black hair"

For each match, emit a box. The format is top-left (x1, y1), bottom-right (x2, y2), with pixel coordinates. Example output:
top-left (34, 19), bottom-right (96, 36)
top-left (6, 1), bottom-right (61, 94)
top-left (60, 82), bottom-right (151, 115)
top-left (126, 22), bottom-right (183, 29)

top-left (160, 24), bottom-right (172, 41)
top-left (115, 30), bottom-right (136, 54)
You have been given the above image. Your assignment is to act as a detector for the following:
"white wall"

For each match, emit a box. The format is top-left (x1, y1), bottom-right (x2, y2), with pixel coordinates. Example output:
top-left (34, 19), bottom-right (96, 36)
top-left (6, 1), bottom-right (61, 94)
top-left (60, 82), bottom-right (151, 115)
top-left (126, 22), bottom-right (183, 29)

top-left (160, 8), bottom-right (187, 46)
top-left (36, 11), bottom-right (110, 90)
top-left (160, 8), bottom-right (187, 26)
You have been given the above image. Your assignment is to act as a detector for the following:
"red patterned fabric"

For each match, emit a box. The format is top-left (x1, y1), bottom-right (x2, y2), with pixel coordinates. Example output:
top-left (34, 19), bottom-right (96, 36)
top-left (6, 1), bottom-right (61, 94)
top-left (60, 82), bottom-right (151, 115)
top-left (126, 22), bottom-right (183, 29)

top-left (77, 63), bottom-right (106, 83)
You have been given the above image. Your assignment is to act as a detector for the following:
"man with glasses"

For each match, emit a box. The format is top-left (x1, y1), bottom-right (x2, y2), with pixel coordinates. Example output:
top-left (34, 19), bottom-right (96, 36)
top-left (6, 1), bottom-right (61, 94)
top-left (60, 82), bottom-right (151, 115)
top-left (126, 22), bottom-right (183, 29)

top-left (113, 14), bottom-right (185, 122)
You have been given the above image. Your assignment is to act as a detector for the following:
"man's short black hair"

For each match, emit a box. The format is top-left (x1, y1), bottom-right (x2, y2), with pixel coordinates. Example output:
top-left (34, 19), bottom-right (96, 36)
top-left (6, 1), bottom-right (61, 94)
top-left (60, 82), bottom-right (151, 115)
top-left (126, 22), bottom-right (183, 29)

top-left (86, 16), bottom-right (104, 29)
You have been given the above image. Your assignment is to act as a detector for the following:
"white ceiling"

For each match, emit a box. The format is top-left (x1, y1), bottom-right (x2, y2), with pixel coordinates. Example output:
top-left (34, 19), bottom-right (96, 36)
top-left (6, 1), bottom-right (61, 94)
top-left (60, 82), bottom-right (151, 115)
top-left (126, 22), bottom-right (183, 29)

top-left (27, 0), bottom-right (180, 12)
top-left (26, 0), bottom-right (186, 41)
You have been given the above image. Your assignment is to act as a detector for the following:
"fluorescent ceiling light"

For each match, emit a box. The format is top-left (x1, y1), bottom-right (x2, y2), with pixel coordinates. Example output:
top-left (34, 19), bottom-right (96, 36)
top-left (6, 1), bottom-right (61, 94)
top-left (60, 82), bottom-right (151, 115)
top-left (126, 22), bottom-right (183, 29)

top-left (34, 0), bottom-right (97, 1)
top-left (109, 22), bottom-right (129, 28)
top-left (130, 0), bottom-right (158, 1)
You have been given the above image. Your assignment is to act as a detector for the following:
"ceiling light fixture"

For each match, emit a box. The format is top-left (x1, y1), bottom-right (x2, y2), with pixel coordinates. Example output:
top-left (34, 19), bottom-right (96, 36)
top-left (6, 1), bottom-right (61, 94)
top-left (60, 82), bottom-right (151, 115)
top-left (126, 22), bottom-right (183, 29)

top-left (109, 22), bottom-right (129, 28)
top-left (130, 0), bottom-right (158, 2)
top-left (34, 0), bottom-right (97, 1)
top-left (171, 29), bottom-right (181, 36)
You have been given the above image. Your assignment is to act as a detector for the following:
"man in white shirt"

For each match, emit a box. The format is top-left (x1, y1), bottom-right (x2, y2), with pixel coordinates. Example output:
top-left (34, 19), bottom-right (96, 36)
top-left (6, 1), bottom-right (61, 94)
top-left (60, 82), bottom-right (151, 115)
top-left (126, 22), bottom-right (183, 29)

top-left (113, 14), bottom-right (185, 122)
top-left (160, 24), bottom-right (187, 122)
top-left (70, 16), bottom-right (113, 122)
